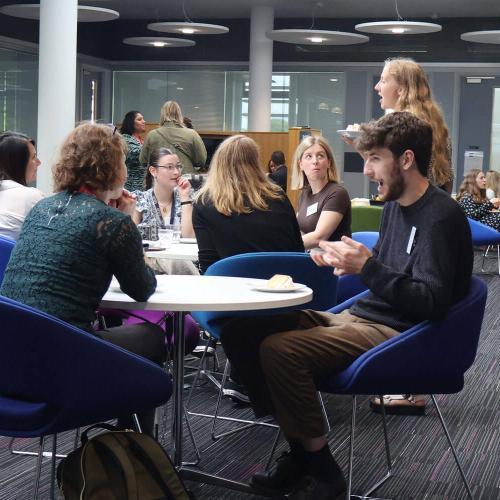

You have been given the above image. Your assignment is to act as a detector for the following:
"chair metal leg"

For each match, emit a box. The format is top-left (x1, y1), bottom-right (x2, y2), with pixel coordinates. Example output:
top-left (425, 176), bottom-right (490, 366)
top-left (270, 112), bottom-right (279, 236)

top-left (73, 427), bottom-right (80, 450)
top-left (362, 395), bottom-right (393, 498)
top-left (132, 413), bottom-right (143, 433)
top-left (430, 395), bottom-right (473, 500)
top-left (265, 428), bottom-right (281, 471)
top-left (319, 392), bottom-right (331, 432)
top-left (32, 436), bottom-right (45, 500)
top-left (9, 437), bottom-right (66, 459)
top-left (182, 406), bottom-right (201, 466)
top-left (347, 395), bottom-right (356, 499)
top-left (50, 434), bottom-right (57, 500)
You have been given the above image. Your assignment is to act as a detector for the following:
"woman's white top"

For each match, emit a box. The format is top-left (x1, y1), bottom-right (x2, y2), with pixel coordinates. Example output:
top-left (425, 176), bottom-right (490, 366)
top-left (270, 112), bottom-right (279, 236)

top-left (0, 180), bottom-right (43, 240)
top-left (486, 188), bottom-right (495, 200)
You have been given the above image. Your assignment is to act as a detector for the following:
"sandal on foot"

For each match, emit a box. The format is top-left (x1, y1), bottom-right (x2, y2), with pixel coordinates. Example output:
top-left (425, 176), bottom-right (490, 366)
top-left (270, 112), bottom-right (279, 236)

top-left (369, 394), bottom-right (426, 416)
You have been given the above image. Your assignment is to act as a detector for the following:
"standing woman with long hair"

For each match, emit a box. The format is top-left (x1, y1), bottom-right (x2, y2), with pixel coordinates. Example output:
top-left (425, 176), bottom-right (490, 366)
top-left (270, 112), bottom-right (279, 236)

top-left (457, 169), bottom-right (500, 230)
top-left (140, 100), bottom-right (207, 175)
top-left (193, 134), bottom-right (304, 274)
top-left (291, 135), bottom-right (351, 250)
top-left (0, 131), bottom-right (43, 240)
top-left (374, 58), bottom-right (454, 192)
top-left (120, 110), bottom-right (146, 191)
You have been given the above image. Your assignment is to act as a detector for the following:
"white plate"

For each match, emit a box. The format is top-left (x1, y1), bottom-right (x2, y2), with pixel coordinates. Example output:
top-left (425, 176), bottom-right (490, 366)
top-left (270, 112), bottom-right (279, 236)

top-left (179, 238), bottom-right (197, 244)
top-left (337, 129), bottom-right (362, 138)
top-left (250, 283), bottom-right (307, 293)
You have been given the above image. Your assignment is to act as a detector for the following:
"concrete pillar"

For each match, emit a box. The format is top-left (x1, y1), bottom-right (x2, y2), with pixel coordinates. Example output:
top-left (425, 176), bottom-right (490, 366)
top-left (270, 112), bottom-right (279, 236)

top-left (248, 6), bottom-right (274, 132)
top-left (36, 0), bottom-right (78, 193)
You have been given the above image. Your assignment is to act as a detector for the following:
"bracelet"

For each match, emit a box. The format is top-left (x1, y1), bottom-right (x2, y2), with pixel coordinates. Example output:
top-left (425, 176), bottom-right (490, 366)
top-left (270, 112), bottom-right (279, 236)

top-left (180, 200), bottom-right (193, 206)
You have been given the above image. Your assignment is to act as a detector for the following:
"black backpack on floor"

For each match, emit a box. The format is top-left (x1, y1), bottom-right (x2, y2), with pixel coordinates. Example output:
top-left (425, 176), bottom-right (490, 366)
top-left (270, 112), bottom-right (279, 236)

top-left (57, 424), bottom-right (193, 500)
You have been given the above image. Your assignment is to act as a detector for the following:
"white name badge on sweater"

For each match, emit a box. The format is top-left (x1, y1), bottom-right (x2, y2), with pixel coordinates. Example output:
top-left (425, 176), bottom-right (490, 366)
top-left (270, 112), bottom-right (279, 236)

top-left (406, 226), bottom-right (417, 254)
top-left (306, 202), bottom-right (318, 217)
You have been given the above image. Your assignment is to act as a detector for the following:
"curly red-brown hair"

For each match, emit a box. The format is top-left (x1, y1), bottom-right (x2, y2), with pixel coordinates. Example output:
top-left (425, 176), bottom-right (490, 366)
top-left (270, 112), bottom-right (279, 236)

top-left (53, 122), bottom-right (127, 192)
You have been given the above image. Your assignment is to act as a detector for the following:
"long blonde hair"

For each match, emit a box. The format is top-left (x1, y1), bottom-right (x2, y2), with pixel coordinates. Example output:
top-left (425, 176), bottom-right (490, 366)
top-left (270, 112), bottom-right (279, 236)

top-left (384, 58), bottom-right (453, 188)
top-left (196, 134), bottom-right (283, 215)
top-left (290, 135), bottom-right (339, 190)
top-left (160, 100), bottom-right (184, 127)
top-left (486, 170), bottom-right (500, 198)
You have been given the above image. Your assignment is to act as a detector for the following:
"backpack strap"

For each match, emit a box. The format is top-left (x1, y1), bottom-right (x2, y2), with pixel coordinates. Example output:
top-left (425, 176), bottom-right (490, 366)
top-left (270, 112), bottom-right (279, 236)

top-left (83, 433), bottom-right (139, 500)
top-left (122, 432), bottom-right (190, 500)
top-left (81, 423), bottom-right (121, 444)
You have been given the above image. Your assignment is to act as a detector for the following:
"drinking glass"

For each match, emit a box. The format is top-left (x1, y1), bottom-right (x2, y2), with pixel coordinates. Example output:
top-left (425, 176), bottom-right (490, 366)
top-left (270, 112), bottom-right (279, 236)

top-left (158, 228), bottom-right (173, 248)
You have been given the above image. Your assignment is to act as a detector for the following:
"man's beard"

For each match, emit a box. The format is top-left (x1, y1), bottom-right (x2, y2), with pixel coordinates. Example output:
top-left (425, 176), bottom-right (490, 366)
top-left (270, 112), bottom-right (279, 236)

top-left (382, 162), bottom-right (405, 202)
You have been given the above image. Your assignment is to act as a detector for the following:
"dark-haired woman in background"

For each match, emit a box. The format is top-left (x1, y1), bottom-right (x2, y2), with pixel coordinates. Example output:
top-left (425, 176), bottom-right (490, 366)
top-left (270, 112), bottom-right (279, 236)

top-left (120, 110), bottom-right (146, 191)
top-left (457, 169), bottom-right (500, 230)
top-left (0, 131), bottom-right (43, 240)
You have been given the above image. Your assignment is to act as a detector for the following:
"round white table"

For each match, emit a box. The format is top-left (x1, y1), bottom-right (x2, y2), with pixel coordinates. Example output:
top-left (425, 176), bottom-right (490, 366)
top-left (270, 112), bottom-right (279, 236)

top-left (101, 274), bottom-right (312, 493)
top-left (144, 242), bottom-right (198, 262)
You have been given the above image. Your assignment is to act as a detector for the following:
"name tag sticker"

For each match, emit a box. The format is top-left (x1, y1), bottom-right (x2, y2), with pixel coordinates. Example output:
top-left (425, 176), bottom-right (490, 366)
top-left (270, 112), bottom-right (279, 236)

top-left (306, 202), bottom-right (318, 217)
top-left (406, 226), bottom-right (417, 254)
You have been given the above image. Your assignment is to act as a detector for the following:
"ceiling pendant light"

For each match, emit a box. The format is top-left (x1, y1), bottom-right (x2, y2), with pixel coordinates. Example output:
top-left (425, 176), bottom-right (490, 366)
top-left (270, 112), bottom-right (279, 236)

top-left (461, 31), bottom-right (500, 44)
top-left (267, 3), bottom-right (368, 46)
top-left (267, 29), bottom-right (368, 46)
top-left (123, 37), bottom-right (195, 48)
top-left (0, 4), bottom-right (119, 22)
top-left (147, 0), bottom-right (228, 36)
top-left (148, 22), bottom-right (229, 36)
top-left (355, 0), bottom-right (441, 35)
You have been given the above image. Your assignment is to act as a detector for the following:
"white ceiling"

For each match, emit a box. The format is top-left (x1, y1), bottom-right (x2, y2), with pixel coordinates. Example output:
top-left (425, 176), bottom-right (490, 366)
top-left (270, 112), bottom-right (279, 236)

top-left (82, 0), bottom-right (500, 21)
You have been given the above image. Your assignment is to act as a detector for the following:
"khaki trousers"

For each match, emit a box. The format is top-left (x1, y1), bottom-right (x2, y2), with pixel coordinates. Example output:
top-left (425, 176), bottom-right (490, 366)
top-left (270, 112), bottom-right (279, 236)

top-left (220, 310), bottom-right (399, 441)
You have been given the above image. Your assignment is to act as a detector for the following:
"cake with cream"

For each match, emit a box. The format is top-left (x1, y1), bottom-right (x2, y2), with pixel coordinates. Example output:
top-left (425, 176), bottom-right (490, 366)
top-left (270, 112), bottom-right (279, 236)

top-left (346, 123), bottom-right (361, 131)
top-left (267, 274), bottom-right (294, 289)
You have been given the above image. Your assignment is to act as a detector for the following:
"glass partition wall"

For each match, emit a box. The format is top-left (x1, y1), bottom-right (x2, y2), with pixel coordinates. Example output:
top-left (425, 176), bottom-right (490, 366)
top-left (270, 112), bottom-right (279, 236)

top-left (113, 70), bottom-right (346, 171)
top-left (0, 47), bottom-right (38, 140)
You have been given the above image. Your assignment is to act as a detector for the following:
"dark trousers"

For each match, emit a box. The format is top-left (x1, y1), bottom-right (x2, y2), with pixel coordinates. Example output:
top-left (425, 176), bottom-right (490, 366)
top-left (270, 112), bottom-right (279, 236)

top-left (95, 322), bottom-right (167, 435)
top-left (220, 310), bottom-right (398, 441)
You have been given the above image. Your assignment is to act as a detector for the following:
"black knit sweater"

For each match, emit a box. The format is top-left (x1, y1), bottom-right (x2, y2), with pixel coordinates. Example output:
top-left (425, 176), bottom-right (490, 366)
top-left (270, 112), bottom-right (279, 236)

top-left (350, 185), bottom-right (473, 331)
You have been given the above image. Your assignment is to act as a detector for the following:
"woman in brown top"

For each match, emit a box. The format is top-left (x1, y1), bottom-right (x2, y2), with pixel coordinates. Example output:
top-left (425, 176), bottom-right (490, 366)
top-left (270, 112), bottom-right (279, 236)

top-left (291, 135), bottom-right (351, 250)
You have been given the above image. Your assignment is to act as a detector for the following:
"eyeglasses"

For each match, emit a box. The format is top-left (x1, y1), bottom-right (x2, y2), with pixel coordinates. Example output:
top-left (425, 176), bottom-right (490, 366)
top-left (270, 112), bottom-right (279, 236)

top-left (156, 164), bottom-right (183, 172)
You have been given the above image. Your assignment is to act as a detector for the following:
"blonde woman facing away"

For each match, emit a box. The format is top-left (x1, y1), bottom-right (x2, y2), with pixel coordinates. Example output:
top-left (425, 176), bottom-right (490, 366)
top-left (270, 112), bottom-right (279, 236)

top-left (291, 135), bottom-right (351, 250)
top-left (193, 135), bottom-right (304, 274)
top-left (139, 100), bottom-right (207, 175)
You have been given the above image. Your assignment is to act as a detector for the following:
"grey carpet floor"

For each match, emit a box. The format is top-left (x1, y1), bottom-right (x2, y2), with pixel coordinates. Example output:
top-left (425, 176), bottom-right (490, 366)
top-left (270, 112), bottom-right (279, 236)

top-left (1, 252), bottom-right (499, 499)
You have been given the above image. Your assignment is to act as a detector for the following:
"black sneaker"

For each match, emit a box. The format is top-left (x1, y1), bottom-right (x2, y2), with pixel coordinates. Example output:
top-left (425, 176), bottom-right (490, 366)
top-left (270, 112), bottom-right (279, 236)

top-left (289, 476), bottom-right (347, 500)
top-left (250, 452), bottom-right (309, 495)
top-left (222, 380), bottom-right (250, 404)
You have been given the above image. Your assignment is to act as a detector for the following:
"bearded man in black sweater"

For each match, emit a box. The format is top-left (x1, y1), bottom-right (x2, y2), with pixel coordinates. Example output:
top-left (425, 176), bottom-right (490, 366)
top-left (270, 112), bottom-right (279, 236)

top-left (219, 112), bottom-right (473, 499)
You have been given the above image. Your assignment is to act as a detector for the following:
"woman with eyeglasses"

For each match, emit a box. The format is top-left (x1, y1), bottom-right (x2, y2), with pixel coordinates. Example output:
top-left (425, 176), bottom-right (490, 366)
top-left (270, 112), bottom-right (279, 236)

top-left (133, 147), bottom-right (195, 239)
top-left (0, 131), bottom-right (43, 240)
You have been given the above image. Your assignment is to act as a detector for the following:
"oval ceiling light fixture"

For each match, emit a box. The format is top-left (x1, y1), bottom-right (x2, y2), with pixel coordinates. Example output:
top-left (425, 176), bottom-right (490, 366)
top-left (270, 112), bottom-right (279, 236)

top-left (355, 21), bottom-right (442, 35)
top-left (355, 0), bottom-right (441, 35)
top-left (0, 4), bottom-right (119, 22)
top-left (461, 31), bottom-right (500, 44)
top-left (148, 22), bottom-right (229, 35)
top-left (123, 37), bottom-right (196, 48)
top-left (267, 29), bottom-right (369, 46)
